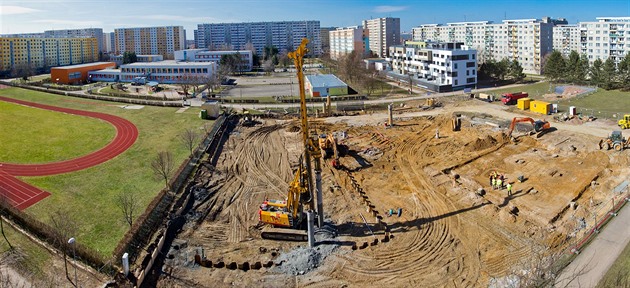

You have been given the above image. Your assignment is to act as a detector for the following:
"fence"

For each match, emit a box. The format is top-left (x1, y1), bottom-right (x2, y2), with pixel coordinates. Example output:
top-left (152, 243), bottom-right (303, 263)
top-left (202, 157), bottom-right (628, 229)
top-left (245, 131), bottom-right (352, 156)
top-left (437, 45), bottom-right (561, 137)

top-left (130, 114), bottom-right (232, 287)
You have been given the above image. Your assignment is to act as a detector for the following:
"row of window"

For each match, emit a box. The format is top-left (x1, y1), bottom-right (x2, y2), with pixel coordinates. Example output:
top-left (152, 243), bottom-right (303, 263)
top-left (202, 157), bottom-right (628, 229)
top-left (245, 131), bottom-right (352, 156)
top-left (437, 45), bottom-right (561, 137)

top-left (120, 67), bottom-right (210, 74)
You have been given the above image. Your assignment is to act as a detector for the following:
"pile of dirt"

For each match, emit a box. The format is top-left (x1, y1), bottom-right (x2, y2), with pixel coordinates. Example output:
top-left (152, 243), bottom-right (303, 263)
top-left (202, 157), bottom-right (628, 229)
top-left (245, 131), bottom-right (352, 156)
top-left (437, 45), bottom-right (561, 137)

top-left (465, 135), bottom-right (499, 152)
top-left (272, 229), bottom-right (340, 276)
top-left (287, 125), bottom-right (300, 132)
top-left (358, 146), bottom-right (383, 160)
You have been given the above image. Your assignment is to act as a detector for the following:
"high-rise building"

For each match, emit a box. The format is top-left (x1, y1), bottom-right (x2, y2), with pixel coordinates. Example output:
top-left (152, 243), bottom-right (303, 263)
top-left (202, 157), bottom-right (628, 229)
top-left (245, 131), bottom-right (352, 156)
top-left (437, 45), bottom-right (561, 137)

top-left (320, 27), bottom-right (337, 55)
top-left (114, 26), bottom-right (185, 60)
top-left (412, 17), bottom-right (561, 74)
top-left (553, 25), bottom-right (580, 57)
top-left (44, 28), bottom-right (104, 53)
top-left (329, 26), bottom-right (368, 60)
top-left (0, 32), bottom-right (44, 38)
top-left (388, 41), bottom-right (477, 92)
top-left (0, 37), bottom-right (99, 75)
top-left (104, 32), bottom-right (115, 53)
top-left (578, 17), bottom-right (630, 65)
top-left (362, 17), bottom-right (400, 58)
top-left (196, 21), bottom-right (321, 57)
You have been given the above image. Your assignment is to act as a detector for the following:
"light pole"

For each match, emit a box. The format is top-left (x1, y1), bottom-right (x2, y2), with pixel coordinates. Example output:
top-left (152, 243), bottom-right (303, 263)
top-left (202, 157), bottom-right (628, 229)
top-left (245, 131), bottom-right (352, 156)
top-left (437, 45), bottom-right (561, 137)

top-left (68, 237), bottom-right (78, 287)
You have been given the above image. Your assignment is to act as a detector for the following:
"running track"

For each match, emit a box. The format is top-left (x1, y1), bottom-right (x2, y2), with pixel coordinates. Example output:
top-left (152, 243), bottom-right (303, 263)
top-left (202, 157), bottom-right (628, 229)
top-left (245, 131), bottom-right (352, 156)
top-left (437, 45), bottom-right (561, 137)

top-left (0, 96), bottom-right (138, 210)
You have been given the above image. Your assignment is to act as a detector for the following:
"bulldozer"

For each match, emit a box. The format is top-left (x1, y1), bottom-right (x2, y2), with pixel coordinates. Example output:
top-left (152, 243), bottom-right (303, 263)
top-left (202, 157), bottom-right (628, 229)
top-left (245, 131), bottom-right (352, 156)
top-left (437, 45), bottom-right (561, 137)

top-left (507, 117), bottom-right (551, 139)
top-left (618, 114), bottom-right (630, 129)
top-left (258, 39), bottom-right (323, 241)
top-left (599, 130), bottom-right (630, 151)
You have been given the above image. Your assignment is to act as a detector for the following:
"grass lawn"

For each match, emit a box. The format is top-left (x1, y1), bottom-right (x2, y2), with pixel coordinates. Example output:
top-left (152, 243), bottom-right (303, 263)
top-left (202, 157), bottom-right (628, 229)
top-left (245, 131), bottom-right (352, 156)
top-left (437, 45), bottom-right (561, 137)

top-left (0, 87), bottom-right (210, 257)
top-left (483, 81), bottom-right (553, 100)
top-left (0, 101), bottom-right (115, 164)
top-left (597, 239), bottom-right (630, 287)
top-left (0, 223), bottom-right (52, 283)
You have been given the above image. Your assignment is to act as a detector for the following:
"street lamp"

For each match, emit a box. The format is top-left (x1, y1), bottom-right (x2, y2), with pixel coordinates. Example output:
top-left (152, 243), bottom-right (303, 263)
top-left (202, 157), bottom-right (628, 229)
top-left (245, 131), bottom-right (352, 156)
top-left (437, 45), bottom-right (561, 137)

top-left (68, 237), bottom-right (78, 287)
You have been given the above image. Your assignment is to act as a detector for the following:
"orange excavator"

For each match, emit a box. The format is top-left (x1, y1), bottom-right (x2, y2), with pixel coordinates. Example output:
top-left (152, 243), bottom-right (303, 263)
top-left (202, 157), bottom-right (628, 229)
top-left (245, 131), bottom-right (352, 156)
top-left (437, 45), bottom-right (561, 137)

top-left (507, 117), bottom-right (551, 139)
top-left (318, 133), bottom-right (342, 169)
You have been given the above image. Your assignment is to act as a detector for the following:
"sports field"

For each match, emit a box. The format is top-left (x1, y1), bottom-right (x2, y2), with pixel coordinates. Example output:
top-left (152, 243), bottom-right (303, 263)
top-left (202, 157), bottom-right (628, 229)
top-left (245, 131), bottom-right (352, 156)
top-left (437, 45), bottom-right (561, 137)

top-left (0, 87), bottom-right (209, 256)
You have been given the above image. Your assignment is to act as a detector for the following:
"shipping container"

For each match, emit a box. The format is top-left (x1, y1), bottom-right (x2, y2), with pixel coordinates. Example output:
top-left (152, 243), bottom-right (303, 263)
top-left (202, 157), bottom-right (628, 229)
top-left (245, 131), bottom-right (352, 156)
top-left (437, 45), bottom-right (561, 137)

top-left (530, 100), bottom-right (552, 115)
top-left (517, 98), bottom-right (531, 110)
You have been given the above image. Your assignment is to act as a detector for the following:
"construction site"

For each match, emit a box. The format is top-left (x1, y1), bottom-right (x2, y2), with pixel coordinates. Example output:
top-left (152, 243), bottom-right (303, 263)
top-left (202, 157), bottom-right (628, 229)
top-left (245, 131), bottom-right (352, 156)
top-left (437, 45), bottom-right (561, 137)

top-left (154, 42), bottom-right (630, 287)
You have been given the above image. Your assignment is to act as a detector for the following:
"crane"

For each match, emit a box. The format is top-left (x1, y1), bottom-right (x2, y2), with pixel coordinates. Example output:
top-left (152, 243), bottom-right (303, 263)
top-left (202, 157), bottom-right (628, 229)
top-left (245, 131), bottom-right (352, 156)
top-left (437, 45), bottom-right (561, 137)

top-left (258, 39), bottom-right (323, 241)
top-left (507, 117), bottom-right (551, 139)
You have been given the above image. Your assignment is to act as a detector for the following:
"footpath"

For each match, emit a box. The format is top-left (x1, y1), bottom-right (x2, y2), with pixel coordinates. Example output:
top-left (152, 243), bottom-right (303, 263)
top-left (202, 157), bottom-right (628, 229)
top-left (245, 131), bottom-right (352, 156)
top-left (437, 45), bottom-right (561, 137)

top-left (556, 198), bottom-right (630, 287)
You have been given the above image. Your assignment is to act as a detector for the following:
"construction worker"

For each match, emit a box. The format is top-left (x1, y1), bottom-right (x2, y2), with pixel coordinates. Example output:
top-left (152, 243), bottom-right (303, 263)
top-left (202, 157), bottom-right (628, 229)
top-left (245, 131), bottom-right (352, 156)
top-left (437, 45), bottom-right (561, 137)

top-left (507, 182), bottom-right (513, 196)
top-left (497, 178), bottom-right (503, 190)
top-left (489, 174), bottom-right (494, 187)
top-left (491, 177), bottom-right (496, 190)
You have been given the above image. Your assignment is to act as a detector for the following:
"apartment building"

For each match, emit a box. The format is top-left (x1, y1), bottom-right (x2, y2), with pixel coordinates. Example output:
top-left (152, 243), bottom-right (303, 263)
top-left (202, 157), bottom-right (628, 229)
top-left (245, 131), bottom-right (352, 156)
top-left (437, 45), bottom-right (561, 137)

top-left (362, 17), bottom-right (400, 58)
top-left (196, 21), bottom-right (321, 57)
top-left (174, 49), bottom-right (253, 71)
top-left (44, 28), bottom-right (104, 53)
top-left (320, 26), bottom-right (337, 55)
top-left (579, 17), bottom-right (630, 65)
top-left (0, 37), bottom-right (99, 75)
top-left (329, 26), bottom-right (368, 60)
top-left (387, 42), bottom-right (477, 92)
top-left (553, 25), bottom-right (580, 57)
top-left (114, 26), bottom-right (185, 60)
top-left (104, 32), bottom-right (116, 53)
top-left (412, 17), bottom-right (562, 74)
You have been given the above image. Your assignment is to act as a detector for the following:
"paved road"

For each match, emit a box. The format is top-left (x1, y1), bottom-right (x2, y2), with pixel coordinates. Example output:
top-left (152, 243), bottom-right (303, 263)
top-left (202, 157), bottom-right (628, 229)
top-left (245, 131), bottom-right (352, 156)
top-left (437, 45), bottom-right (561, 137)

top-left (556, 200), bottom-right (630, 287)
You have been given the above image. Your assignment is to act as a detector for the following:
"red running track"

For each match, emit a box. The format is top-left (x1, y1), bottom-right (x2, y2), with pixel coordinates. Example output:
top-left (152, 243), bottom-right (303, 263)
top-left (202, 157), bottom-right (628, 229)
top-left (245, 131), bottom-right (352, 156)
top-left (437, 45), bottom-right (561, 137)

top-left (0, 96), bottom-right (139, 210)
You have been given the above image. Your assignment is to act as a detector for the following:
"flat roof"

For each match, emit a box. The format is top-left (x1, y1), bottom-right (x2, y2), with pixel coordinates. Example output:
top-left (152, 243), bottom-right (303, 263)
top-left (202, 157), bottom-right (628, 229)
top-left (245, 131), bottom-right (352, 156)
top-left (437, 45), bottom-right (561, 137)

top-left (122, 60), bottom-right (214, 67)
top-left (90, 68), bottom-right (120, 72)
top-left (52, 62), bottom-right (115, 70)
top-left (306, 74), bottom-right (347, 88)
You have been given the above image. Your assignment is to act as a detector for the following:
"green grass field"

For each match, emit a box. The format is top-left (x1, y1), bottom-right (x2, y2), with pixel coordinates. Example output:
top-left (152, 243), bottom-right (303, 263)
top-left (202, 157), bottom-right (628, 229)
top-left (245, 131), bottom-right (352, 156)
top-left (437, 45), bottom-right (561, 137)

top-left (0, 87), bottom-right (210, 257)
top-left (0, 101), bottom-right (115, 164)
top-left (597, 239), bottom-right (630, 287)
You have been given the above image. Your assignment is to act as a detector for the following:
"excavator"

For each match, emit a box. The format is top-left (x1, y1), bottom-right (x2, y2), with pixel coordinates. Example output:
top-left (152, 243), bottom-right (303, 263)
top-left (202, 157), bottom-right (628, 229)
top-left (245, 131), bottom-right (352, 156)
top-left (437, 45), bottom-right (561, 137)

top-left (599, 130), bottom-right (630, 151)
top-left (507, 117), bottom-right (551, 139)
top-left (318, 133), bottom-right (342, 169)
top-left (258, 39), bottom-right (322, 241)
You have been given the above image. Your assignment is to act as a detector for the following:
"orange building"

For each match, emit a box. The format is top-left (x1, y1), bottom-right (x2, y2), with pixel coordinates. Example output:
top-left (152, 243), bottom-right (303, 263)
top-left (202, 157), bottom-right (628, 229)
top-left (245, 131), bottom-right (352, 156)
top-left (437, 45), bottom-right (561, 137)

top-left (51, 62), bottom-right (116, 84)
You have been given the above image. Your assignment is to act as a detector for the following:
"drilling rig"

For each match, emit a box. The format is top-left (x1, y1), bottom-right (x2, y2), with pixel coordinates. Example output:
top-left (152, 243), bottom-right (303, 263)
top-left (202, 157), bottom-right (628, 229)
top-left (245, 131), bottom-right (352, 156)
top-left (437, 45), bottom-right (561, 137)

top-left (258, 39), bottom-right (324, 241)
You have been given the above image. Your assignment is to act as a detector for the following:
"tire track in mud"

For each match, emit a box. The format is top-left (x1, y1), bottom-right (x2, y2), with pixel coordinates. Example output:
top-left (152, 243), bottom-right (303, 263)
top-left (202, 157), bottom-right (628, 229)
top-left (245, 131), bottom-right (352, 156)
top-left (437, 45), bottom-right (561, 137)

top-left (337, 121), bottom-right (480, 286)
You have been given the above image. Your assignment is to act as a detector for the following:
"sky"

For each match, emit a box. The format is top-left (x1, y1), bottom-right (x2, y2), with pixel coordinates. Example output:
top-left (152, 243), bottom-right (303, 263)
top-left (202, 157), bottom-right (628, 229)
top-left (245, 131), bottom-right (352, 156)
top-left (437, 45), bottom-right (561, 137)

top-left (1, 0), bottom-right (629, 39)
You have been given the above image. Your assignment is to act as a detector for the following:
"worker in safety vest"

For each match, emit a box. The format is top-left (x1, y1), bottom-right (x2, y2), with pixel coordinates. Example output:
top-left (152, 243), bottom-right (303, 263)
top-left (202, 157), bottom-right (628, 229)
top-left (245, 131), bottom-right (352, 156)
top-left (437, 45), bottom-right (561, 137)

top-left (497, 178), bottom-right (503, 189)
top-left (491, 177), bottom-right (496, 190)
top-left (507, 182), bottom-right (513, 196)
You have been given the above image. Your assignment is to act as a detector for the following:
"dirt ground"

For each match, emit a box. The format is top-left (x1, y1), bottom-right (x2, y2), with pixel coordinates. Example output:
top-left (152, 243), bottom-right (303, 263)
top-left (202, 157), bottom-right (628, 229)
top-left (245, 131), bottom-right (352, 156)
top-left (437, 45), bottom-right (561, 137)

top-left (157, 98), bottom-right (630, 287)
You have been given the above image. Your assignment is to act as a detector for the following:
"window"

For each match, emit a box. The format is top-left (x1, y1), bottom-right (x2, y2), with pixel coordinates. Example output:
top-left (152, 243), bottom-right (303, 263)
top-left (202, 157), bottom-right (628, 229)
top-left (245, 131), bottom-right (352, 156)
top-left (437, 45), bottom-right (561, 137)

top-left (467, 77), bottom-right (475, 83)
top-left (454, 63), bottom-right (458, 69)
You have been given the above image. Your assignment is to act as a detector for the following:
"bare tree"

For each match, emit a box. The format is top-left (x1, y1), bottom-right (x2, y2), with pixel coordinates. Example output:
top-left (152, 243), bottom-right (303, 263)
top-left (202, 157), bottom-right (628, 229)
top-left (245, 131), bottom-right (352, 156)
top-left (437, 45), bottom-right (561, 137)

top-left (179, 128), bottom-right (200, 156)
top-left (203, 74), bottom-right (220, 95)
top-left (262, 59), bottom-right (275, 75)
top-left (116, 189), bottom-right (139, 227)
top-left (178, 73), bottom-right (196, 98)
top-left (49, 208), bottom-right (77, 283)
top-left (151, 151), bottom-right (175, 189)
top-left (11, 63), bottom-right (35, 82)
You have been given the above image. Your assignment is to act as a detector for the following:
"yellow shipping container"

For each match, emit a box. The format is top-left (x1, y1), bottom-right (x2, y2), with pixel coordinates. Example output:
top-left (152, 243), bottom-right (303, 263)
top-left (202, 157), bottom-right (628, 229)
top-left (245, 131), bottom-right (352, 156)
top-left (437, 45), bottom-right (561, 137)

top-left (517, 98), bottom-right (531, 110)
top-left (530, 100), bottom-right (552, 115)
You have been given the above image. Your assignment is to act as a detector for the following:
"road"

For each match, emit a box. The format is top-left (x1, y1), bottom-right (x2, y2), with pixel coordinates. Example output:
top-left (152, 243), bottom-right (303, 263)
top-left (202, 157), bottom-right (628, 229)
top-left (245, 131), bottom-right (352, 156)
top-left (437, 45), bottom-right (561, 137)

top-left (556, 199), bottom-right (630, 287)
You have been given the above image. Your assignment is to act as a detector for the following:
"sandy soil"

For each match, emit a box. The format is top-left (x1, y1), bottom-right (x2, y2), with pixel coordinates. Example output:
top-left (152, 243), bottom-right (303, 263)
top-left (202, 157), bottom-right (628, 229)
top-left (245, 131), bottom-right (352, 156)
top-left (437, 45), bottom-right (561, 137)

top-left (157, 98), bottom-right (630, 287)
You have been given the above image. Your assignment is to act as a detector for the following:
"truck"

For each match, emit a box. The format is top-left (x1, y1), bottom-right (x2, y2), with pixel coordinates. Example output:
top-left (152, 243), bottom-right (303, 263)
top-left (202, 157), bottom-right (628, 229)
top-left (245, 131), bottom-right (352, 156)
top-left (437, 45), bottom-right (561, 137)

top-left (501, 92), bottom-right (529, 105)
top-left (477, 93), bottom-right (495, 102)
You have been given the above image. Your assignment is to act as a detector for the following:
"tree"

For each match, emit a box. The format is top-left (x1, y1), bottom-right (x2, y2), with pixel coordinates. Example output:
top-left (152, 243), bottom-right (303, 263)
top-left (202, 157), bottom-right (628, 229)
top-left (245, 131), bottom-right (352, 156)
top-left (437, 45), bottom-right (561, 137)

top-left (122, 51), bottom-right (137, 64)
top-left (178, 73), bottom-right (197, 97)
top-left (496, 58), bottom-right (511, 80)
top-left (602, 57), bottom-right (617, 90)
top-left (116, 188), bottom-right (139, 227)
top-left (179, 128), bottom-right (200, 156)
top-left (543, 50), bottom-right (566, 82)
top-left (618, 53), bottom-right (630, 89)
top-left (151, 151), bottom-right (174, 189)
top-left (203, 74), bottom-right (221, 94)
top-left (49, 208), bottom-right (77, 283)
top-left (565, 51), bottom-right (581, 83)
top-left (262, 59), bottom-right (275, 74)
top-left (263, 46), bottom-right (279, 61)
top-left (10, 63), bottom-right (35, 82)
top-left (278, 53), bottom-right (292, 67)
top-left (589, 58), bottom-right (604, 88)
top-left (220, 54), bottom-right (240, 75)
top-left (508, 60), bottom-right (526, 82)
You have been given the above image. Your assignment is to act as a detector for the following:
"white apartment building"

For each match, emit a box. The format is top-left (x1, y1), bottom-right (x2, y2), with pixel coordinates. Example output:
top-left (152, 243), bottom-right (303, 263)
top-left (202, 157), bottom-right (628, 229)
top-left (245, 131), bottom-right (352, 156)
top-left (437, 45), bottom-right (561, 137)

top-left (88, 60), bottom-right (217, 84)
top-left (196, 21), bottom-right (321, 57)
top-left (579, 17), bottom-right (630, 65)
top-left (362, 17), bottom-right (400, 58)
top-left (174, 49), bottom-right (253, 71)
top-left (114, 26), bottom-right (185, 60)
top-left (104, 32), bottom-right (115, 53)
top-left (387, 42), bottom-right (477, 92)
top-left (329, 26), bottom-right (368, 60)
top-left (412, 18), bottom-right (562, 74)
top-left (553, 25), bottom-right (580, 57)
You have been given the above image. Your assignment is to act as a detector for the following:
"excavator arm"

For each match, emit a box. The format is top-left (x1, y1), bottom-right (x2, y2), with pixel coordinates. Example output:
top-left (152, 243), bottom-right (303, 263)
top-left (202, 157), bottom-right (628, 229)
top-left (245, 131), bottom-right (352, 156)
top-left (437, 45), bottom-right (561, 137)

top-left (508, 117), bottom-right (550, 138)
